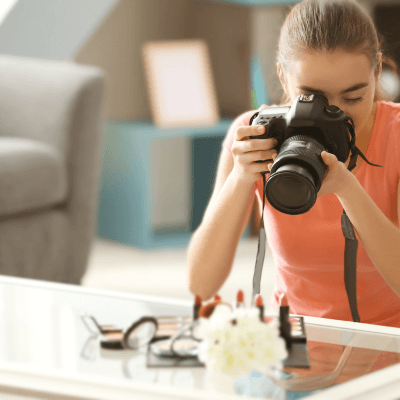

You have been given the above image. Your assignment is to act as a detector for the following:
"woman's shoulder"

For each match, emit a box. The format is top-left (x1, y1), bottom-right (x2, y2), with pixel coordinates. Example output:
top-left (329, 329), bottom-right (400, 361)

top-left (375, 102), bottom-right (400, 165)
top-left (376, 101), bottom-right (400, 127)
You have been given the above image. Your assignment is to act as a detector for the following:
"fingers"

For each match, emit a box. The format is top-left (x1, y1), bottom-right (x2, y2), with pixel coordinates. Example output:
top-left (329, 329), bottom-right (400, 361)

top-left (233, 151), bottom-right (277, 176)
top-left (321, 151), bottom-right (337, 165)
top-left (240, 150), bottom-right (276, 164)
top-left (232, 140), bottom-right (278, 159)
top-left (232, 125), bottom-right (279, 182)
top-left (235, 125), bottom-right (267, 141)
top-left (240, 138), bottom-right (278, 153)
top-left (233, 127), bottom-right (277, 151)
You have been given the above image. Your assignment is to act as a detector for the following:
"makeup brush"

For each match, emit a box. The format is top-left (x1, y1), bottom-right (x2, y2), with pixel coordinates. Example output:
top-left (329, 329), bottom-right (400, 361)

top-left (254, 294), bottom-right (264, 322)
top-left (279, 292), bottom-right (292, 350)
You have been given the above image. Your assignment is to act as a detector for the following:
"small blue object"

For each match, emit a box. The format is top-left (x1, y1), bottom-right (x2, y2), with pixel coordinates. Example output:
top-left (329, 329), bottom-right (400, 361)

top-left (251, 56), bottom-right (269, 108)
top-left (233, 370), bottom-right (324, 399)
top-left (234, 370), bottom-right (289, 398)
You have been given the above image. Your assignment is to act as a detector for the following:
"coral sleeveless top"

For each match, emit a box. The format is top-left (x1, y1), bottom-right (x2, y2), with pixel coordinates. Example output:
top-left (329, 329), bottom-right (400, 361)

top-left (223, 101), bottom-right (400, 327)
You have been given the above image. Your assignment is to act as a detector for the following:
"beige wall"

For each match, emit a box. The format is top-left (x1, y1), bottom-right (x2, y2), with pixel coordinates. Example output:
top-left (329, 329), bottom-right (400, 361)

top-left (250, 6), bottom-right (288, 106)
top-left (74, 0), bottom-right (377, 121)
top-left (187, 1), bottom-right (251, 116)
top-left (75, 0), bottom-right (191, 120)
top-left (74, 0), bottom-right (253, 120)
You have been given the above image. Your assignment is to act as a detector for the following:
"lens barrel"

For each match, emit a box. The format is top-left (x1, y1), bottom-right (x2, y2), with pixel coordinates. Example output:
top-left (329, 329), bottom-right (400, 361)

top-left (266, 135), bottom-right (327, 215)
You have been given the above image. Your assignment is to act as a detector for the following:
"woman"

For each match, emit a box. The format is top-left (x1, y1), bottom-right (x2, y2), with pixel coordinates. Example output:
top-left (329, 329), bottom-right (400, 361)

top-left (187, 0), bottom-right (400, 327)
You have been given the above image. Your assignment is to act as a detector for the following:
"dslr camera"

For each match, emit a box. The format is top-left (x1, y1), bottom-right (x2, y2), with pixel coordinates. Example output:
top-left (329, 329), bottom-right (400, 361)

top-left (249, 93), bottom-right (355, 215)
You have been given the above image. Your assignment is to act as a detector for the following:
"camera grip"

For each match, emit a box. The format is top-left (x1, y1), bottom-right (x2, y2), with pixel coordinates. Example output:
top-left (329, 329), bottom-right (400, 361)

top-left (249, 112), bottom-right (284, 142)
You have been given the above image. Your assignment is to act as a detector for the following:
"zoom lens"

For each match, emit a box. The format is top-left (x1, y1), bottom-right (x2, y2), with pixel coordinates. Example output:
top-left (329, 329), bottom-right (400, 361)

top-left (266, 135), bottom-right (327, 215)
top-left (266, 164), bottom-right (316, 213)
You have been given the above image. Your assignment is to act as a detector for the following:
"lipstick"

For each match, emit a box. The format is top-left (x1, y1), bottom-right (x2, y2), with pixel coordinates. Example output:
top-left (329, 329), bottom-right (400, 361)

top-left (193, 295), bottom-right (202, 321)
top-left (214, 293), bottom-right (222, 303)
top-left (199, 302), bottom-right (216, 318)
top-left (236, 289), bottom-right (245, 309)
top-left (254, 294), bottom-right (264, 322)
top-left (279, 292), bottom-right (292, 350)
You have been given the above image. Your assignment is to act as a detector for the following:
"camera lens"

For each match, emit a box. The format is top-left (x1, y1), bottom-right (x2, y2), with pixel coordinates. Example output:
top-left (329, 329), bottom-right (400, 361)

top-left (266, 164), bottom-right (316, 213)
top-left (265, 134), bottom-right (327, 215)
top-left (272, 175), bottom-right (311, 208)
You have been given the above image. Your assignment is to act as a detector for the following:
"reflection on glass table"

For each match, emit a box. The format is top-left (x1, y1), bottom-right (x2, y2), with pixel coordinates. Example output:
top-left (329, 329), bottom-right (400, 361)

top-left (1, 275), bottom-right (400, 400)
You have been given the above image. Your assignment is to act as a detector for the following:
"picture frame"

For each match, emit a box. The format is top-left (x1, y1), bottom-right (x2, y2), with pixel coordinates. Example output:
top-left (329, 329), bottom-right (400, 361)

top-left (142, 39), bottom-right (220, 128)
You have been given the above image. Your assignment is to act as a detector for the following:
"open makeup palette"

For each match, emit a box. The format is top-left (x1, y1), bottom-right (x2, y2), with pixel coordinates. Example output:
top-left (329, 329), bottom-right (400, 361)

top-left (146, 292), bottom-right (310, 369)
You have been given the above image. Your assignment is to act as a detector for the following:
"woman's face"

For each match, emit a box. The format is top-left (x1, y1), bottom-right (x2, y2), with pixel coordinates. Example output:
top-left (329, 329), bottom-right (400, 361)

top-left (278, 50), bottom-right (381, 138)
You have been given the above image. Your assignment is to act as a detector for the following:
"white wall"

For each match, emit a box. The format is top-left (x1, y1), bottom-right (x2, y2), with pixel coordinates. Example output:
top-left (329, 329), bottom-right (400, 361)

top-left (0, 0), bottom-right (119, 60)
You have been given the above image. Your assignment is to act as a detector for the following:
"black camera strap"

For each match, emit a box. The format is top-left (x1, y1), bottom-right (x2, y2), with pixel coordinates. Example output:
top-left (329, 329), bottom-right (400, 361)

top-left (342, 147), bottom-right (360, 322)
top-left (252, 119), bottom-right (382, 323)
top-left (342, 119), bottom-right (383, 322)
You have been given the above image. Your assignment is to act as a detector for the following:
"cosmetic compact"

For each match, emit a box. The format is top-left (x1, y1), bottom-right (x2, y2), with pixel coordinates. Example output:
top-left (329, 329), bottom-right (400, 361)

top-left (80, 314), bottom-right (158, 350)
top-left (150, 318), bottom-right (200, 358)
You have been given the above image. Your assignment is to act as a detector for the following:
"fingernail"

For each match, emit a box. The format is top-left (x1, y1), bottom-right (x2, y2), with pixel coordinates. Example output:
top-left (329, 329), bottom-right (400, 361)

top-left (257, 126), bottom-right (264, 133)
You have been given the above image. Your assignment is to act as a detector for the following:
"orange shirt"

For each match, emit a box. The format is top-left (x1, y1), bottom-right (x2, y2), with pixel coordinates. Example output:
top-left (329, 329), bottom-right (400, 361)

top-left (224, 101), bottom-right (400, 327)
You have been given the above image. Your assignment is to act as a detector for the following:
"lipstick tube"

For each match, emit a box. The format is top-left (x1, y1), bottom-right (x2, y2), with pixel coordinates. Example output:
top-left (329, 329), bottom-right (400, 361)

top-left (236, 289), bottom-right (245, 309)
top-left (254, 294), bottom-right (264, 322)
top-left (279, 293), bottom-right (292, 350)
top-left (193, 295), bottom-right (202, 321)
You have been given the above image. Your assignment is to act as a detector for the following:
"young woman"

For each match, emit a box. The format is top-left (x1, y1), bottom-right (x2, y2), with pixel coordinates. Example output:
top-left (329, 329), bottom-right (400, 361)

top-left (187, 0), bottom-right (400, 327)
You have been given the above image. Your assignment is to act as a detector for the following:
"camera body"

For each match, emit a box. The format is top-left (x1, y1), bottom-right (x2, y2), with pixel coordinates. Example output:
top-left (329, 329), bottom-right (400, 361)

top-left (249, 94), bottom-right (354, 214)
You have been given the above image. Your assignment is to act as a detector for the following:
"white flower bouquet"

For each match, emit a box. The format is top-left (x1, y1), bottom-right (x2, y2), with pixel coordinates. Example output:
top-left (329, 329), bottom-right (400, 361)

top-left (195, 304), bottom-right (288, 379)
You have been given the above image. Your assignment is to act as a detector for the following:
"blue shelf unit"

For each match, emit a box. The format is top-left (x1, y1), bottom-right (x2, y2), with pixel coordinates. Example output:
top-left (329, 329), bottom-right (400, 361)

top-left (97, 119), bottom-right (249, 249)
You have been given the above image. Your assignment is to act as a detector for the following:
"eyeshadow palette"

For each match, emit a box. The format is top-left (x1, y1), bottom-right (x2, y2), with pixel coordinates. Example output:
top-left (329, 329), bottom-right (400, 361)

top-left (265, 315), bottom-right (310, 368)
top-left (148, 314), bottom-right (310, 369)
top-left (285, 315), bottom-right (310, 368)
top-left (290, 316), bottom-right (307, 343)
top-left (153, 316), bottom-right (192, 340)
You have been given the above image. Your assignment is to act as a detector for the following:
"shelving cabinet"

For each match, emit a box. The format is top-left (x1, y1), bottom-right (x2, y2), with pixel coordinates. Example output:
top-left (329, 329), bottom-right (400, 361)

top-left (88, 0), bottom-right (295, 249)
top-left (96, 119), bottom-right (249, 249)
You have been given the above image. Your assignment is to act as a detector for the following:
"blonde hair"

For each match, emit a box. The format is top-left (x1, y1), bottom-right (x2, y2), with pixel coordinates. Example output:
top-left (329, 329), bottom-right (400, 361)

top-left (277, 0), bottom-right (395, 104)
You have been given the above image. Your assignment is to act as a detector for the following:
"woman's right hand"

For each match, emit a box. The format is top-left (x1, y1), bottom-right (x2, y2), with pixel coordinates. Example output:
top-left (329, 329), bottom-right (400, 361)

top-left (231, 124), bottom-right (279, 184)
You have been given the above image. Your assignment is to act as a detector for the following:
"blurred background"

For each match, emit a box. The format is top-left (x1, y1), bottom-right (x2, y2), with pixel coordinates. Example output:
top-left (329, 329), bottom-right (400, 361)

top-left (0, 0), bottom-right (399, 306)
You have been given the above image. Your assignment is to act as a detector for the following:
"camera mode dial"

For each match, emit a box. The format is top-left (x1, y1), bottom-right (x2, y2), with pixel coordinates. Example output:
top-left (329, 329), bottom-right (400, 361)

top-left (324, 105), bottom-right (342, 118)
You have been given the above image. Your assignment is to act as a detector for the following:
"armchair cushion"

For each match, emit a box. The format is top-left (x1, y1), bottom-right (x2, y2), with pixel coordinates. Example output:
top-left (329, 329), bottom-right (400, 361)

top-left (0, 137), bottom-right (67, 217)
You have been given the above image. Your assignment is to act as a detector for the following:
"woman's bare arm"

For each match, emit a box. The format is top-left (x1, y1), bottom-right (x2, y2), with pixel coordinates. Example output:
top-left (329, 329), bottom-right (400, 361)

top-left (187, 110), bottom-right (279, 300)
top-left (187, 145), bottom-right (256, 300)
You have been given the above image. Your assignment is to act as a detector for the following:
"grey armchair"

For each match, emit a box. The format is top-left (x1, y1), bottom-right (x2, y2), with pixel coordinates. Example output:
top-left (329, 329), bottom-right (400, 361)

top-left (0, 55), bottom-right (105, 284)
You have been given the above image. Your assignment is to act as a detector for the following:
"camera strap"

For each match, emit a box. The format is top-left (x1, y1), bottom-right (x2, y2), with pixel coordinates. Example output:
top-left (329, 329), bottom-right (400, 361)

top-left (252, 121), bottom-right (382, 323)
top-left (252, 173), bottom-right (267, 300)
top-left (342, 119), bottom-right (383, 322)
top-left (342, 148), bottom-right (360, 322)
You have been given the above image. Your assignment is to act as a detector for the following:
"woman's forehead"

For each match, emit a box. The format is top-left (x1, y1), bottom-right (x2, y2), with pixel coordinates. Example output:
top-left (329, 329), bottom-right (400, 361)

top-left (288, 50), bottom-right (373, 93)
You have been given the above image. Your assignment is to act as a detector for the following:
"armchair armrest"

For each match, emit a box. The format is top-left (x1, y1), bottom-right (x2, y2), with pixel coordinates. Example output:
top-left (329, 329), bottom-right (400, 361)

top-left (0, 55), bottom-right (105, 283)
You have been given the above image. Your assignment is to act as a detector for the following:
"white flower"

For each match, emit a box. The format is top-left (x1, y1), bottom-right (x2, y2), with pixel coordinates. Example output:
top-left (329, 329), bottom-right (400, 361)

top-left (197, 307), bottom-right (288, 378)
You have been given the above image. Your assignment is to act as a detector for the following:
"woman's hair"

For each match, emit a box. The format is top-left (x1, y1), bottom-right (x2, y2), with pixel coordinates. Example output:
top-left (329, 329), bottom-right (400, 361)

top-left (277, 0), bottom-right (396, 104)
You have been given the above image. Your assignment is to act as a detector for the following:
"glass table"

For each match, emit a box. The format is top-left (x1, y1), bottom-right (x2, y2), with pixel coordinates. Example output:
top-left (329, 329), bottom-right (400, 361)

top-left (1, 275), bottom-right (400, 400)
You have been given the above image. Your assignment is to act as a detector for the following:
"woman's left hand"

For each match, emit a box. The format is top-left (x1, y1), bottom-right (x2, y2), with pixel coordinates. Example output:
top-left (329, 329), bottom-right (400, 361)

top-left (316, 151), bottom-right (354, 198)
